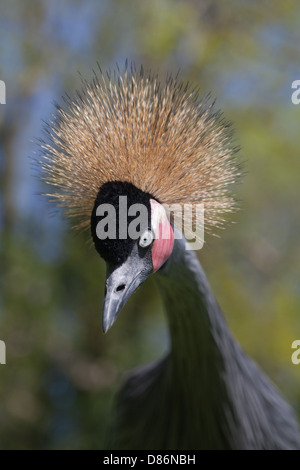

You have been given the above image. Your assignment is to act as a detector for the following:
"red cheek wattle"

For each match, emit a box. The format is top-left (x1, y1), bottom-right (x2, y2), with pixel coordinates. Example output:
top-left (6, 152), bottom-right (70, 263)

top-left (151, 220), bottom-right (174, 272)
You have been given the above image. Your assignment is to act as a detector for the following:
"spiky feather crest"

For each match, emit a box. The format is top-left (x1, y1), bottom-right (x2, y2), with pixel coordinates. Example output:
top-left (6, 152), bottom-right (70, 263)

top-left (41, 66), bottom-right (241, 241)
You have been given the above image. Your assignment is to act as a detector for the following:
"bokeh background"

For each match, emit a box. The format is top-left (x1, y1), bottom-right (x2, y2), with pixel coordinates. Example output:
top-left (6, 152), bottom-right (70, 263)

top-left (1, 0), bottom-right (300, 449)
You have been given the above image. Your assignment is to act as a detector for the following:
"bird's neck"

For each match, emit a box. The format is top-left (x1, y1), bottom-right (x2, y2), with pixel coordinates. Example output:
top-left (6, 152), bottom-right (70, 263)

top-left (155, 233), bottom-right (234, 445)
top-left (157, 233), bottom-right (227, 372)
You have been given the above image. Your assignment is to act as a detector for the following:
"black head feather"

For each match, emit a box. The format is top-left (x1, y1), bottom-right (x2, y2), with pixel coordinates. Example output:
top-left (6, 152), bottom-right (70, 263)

top-left (91, 181), bottom-right (155, 265)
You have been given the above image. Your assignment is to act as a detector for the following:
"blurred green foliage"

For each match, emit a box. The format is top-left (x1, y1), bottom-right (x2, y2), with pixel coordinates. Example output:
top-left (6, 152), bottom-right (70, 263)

top-left (0, 0), bottom-right (300, 449)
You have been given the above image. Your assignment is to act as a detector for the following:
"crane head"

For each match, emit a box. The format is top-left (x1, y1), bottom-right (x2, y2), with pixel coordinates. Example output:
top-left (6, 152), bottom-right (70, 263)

top-left (91, 181), bottom-right (174, 332)
top-left (40, 67), bottom-right (241, 332)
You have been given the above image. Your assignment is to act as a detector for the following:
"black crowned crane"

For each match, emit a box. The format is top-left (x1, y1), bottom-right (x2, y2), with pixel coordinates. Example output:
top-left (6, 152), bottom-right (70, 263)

top-left (41, 67), bottom-right (300, 450)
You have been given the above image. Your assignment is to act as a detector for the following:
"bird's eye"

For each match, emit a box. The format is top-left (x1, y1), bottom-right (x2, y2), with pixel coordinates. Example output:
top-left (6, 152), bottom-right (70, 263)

top-left (139, 229), bottom-right (154, 248)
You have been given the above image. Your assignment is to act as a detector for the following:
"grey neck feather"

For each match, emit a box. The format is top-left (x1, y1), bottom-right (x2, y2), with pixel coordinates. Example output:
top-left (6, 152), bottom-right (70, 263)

top-left (156, 233), bottom-right (237, 448)
top-left (108, 231), bottom-right (300, 450)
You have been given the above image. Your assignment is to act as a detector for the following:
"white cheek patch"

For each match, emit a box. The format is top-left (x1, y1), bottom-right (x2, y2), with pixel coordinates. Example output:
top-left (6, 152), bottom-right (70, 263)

top-left (150, 199), bottom-right (174, 272)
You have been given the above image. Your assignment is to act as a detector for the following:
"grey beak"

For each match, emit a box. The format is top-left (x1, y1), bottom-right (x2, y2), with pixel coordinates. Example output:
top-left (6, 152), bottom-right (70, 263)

top-left (102, 245), bottom-right (153, 333)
